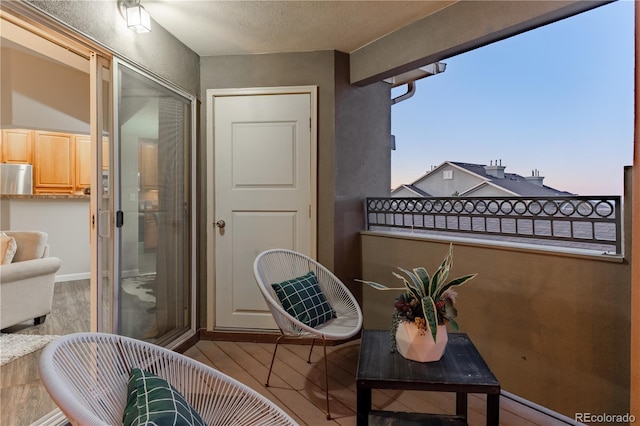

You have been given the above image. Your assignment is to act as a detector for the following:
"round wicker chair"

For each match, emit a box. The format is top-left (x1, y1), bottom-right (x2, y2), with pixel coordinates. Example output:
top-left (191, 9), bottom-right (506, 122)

top-left (39, 332), bottom-right (298, 426)
top-left (253, 249), bottom-right (363, 419)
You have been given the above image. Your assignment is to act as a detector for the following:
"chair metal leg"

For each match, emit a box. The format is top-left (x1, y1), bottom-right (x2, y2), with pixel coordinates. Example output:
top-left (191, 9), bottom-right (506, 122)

top-left (322, 336), bottom-right (331, 420)
top-left (266, 334), bottom-right (285, 387)
top-left (308, 338), bottom-right (316, 363)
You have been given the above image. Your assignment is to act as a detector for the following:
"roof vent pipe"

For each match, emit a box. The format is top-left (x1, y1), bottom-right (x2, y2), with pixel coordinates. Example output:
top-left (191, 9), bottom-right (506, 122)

top-left (484, 159), bottom-right (506, 179)
top-left (525, 169), bottom-right (545, 186)
top-left (391, 81), bottom-right (416, 105)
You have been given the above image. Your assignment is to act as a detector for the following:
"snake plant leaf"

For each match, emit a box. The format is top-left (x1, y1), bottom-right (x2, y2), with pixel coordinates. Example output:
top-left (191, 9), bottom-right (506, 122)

top-left (395, 269), bottom-right (424, 299)
top-left (436, 273), bottom-right (478, 296)
top-left (433, 244), bottom-right (454, 294)
top-left (413, 267), bottom-right (430, 295)
top-left (355, 279), bottom-right (405, 291)
top-left (421, 296), bottom-right (439, 342)
top-left (390, 272), bottom-right (421, 302)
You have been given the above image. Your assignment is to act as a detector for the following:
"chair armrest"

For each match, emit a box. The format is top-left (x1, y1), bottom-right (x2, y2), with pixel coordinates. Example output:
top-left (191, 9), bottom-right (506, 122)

top-left (0, 257), bottom-right (62, 283)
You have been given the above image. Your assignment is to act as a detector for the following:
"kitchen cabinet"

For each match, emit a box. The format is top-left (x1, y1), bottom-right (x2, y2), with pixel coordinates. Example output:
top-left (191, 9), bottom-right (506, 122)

top-left (75, 135), bottom-right (91, 192)
top-left (9, 128), bottom-right (107, 194)
top-left (139, 139), bottom-right (158, 190)
top-left (75, 135), bottom-right (110, 192)
top-left (1, 129), bottom-right (33, 164)
top-left (34, 131), bottom-right (74, 194)
top-left (144, 211), bottom-right (158, 251)
top-left (102, 137), bottom-right (109, 171)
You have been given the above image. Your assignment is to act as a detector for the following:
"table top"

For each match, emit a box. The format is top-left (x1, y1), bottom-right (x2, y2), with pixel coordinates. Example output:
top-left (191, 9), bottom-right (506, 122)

top-left (357, 329), bottom-right (500, 393)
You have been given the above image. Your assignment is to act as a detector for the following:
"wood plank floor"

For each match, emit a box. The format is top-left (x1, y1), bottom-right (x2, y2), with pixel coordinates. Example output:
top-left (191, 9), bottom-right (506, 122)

top-left (185, 338), bottom-right (572, 426)
top-left (2, 279), bottom-right (572, 426)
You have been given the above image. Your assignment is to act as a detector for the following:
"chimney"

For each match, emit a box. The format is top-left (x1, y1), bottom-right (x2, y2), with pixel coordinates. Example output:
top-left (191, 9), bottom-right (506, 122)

top-left (484, 159), bottom-right (506, 179)
top-left (525, 169), bottom-right (545, 187)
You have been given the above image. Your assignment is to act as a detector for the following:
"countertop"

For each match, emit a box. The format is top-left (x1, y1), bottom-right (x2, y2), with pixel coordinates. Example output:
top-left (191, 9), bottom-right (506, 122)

top-left (1, 194), bottom-right (89, 200)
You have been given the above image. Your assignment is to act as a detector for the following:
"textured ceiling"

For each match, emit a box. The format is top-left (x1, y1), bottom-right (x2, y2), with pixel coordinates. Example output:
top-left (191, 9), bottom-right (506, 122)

top-left (143, 1), bottom-right (455, 57)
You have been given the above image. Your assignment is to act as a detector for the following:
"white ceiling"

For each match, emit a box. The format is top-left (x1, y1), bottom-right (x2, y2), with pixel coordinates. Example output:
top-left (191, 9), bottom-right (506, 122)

top-left (143, 0), bottom-right (456, 57)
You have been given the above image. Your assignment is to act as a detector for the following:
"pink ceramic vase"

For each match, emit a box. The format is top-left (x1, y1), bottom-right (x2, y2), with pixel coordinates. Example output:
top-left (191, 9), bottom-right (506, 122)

top-left (395, 321), bottom-right (448, 362)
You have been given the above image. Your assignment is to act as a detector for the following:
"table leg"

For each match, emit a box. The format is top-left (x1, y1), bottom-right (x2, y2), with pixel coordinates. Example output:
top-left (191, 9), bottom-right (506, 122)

top-left (486, 393), bottom-right (500, 426)
top-left (357, 386), bottom-right (371, 426)
top-left (456, 392), bottom-right (468, 420)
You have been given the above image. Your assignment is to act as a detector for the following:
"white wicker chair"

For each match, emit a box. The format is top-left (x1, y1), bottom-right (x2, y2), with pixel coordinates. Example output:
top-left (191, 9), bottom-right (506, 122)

top-left (253, 249), bottom-right (363, 420)
top-left (39, 332), bottom-right (298, 426)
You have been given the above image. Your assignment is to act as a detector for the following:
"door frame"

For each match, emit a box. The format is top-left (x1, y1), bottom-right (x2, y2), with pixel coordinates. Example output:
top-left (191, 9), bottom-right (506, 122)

top-left (205, 86), bottom-right (318, 330)
top-left (112, 58), bottom-right (199, 346)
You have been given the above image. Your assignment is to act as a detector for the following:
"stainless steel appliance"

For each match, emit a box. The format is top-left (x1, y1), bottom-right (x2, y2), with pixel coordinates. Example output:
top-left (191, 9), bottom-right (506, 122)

top-left (0, 164), bottom-right (33, 194)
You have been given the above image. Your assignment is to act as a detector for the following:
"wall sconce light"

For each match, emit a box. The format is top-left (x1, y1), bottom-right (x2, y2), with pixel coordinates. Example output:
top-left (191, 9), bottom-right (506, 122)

top-left (118, 0), bottom-right (151, 33)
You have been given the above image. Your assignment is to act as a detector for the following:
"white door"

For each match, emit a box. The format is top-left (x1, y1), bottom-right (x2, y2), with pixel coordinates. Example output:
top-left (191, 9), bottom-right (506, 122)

top-left (208, 87), bottom-right (317, 330)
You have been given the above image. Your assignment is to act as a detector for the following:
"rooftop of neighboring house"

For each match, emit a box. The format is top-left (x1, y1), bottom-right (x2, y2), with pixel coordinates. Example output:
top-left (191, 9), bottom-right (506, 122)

top-left (393, 160), bottom-right (575, 197)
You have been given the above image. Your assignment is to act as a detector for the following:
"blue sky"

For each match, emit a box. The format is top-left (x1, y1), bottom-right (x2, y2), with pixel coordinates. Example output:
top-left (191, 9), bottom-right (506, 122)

top-left (390, 0), bottom-right (633, 196)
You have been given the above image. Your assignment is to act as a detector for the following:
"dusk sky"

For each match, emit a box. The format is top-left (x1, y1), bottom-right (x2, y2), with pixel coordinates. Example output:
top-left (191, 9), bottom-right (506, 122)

top-left (390, 0), bottom-right (633, 196)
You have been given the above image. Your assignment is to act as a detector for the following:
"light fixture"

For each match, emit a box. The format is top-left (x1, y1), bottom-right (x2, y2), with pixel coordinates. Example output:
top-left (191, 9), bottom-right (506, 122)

top-left (118, 0), bottom-right (151, 33)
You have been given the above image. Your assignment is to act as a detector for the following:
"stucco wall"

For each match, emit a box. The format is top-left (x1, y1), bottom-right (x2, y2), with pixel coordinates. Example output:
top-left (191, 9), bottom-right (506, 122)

top-left (333, 52), bottom-right (391, 300)
top-left (24, 0), bottom-right (200, 96)
top-left (360, 232), bottom-right (631, 418)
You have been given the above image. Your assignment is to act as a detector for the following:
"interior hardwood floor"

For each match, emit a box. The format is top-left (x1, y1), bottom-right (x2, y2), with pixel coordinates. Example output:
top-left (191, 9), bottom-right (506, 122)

top-left (2, 278), bottom-right (572, 426)
top-left (1, 279), bottom-right (90, 426)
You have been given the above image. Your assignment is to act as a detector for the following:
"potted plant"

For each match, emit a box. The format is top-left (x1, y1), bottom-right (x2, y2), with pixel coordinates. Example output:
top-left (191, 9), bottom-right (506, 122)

top-left (358, 243), bottom-right (477, 362)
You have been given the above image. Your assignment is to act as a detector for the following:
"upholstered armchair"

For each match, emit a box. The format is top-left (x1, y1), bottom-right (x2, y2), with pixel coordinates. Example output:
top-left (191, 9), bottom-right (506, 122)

top-left (0, 231), bottom-right (62, 330)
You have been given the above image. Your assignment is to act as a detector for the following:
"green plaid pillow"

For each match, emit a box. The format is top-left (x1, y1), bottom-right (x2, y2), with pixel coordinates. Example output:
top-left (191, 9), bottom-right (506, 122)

top-left (123, 368), bottom-right (205, 426)
top-left (271, 271), bottom-right (336, 328)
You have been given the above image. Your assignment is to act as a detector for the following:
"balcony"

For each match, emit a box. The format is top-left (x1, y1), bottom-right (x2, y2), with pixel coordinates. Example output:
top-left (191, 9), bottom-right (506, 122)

top-left (359, 229), bottom-right (630, 422)
top-left (3, 228), bottom-right (631, 424)
top-left (3, 195), bottom-right (632, 425)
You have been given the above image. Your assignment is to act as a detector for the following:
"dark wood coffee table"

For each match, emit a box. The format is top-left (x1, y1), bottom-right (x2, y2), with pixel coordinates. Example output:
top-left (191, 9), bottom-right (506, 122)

top-left (356, 329), bottom-right (500, 426)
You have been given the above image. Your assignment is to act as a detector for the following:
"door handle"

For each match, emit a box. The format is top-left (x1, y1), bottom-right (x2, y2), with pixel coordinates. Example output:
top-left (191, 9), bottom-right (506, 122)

top-left (216, 220), bottom-right (226, 229)
top-left (99, 210), bottom-right (110, 238)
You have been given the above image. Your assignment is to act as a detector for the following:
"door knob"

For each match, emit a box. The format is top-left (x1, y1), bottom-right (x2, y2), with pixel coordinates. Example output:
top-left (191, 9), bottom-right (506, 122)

top-left (216, 220), bottom-right (226, 229)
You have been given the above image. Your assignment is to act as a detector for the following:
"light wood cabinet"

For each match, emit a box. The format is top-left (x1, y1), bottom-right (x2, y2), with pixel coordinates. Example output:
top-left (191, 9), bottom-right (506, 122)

top-left (34, 131), bottom-right (75, 194)
top-left (75, 135), bottom-right (110, 192)
top-left (1, 129), bottom-right (33, 164)
top-left (139, 139), bottom-right (158, 190)
top-left (144, 212), bottom-right (158, 251)
top-left (102, 137), bottom-right (109, 171)
top-left (10, 129), bottom-right (107, 194)
top-left (75, 135), bottom-right (91, 192)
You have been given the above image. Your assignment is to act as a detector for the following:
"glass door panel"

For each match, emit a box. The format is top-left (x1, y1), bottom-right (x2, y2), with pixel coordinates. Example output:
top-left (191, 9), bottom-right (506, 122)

top-left (93, 56), bottom-right (112, 333)
top-left (114, 60), bottom-right (194, 344)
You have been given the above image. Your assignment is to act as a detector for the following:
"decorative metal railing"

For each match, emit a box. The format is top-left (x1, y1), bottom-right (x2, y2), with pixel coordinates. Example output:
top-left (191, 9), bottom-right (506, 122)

top-left (364, 196), bottom-right (622, 254)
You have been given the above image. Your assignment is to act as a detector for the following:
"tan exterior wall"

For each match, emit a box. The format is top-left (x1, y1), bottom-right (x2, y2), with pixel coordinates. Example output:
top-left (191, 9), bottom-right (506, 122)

top-left (361, 232), bottom-right (631, 419)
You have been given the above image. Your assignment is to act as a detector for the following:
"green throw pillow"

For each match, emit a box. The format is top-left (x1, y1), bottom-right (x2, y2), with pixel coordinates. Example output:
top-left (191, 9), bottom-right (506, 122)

top-left (271, 271), bottom-right (336, 328)
top-left (123, 367), bottom-right (205, 426)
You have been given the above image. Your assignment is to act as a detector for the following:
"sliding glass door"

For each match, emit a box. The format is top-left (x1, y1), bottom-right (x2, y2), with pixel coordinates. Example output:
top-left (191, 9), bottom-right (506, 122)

top-left (112, 59), bottom-right (196, 345)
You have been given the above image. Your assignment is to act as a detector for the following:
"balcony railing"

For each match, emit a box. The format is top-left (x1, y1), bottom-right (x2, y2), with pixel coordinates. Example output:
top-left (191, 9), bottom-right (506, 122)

top-left (364, 196), bottom-right (622, 254)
